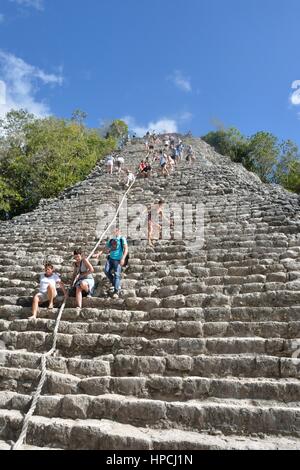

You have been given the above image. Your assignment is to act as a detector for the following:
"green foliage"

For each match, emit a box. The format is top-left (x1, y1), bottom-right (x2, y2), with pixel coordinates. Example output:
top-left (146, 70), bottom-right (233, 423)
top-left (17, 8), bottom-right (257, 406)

top-left (0, 176), bottom-right (22, 219)
top-left (71, 109), bottom-right (88, 125)
top-left (105, 119), bottom-right (128, 141)
top-left (248, 132), bottom-right (280, 182)
top-left (202, 127), bottom-right (300, 193)
top-left (0, 109), bottom-right (116, 219)
top-left (202, 127), bottom-right (249, 165)
top-left (275, 140), bottom-right (300, 193)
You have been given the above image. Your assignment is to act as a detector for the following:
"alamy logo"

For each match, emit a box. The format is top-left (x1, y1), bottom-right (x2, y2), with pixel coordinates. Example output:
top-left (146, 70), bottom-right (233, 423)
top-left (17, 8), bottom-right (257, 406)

top-left (96, 197), bottom-right (205, 249)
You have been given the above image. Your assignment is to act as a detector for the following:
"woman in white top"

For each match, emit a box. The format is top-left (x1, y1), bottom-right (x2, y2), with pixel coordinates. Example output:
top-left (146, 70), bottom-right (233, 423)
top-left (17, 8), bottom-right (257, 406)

top-left (106, 155), bottom-right (115, 174)
top-left (29, 262), bottom-right (67, 321)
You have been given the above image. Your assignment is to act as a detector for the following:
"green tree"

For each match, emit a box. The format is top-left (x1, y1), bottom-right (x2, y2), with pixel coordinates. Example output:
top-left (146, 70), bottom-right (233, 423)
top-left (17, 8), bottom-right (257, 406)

top-left (202, 127), bottom-right (249, 164)
top-left (275, 140), bottom-right (300, 193)
top-left (105, 119), bottom-right (128, 141)
top-left (202, 126), bottom-right (299, 192)
top-left (0, 111), bottom-right (116, 219)
top-left (0, 109), bottom-right (35, 139)
top-left (71, 109), bottom-right (88, 126)
top-left (248, 132), bottom-right (280, 182)
top-left (0, 176), bottom-right (22, 219)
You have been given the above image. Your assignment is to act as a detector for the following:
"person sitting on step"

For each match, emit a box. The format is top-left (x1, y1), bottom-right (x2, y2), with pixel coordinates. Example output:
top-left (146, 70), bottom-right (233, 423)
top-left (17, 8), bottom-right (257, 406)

top-left (138, 160), bottom-right (146, 177)
top-left (141, 158), bottom-right (152, 178)
top-left (93, 228), bottom-right (128, 299)
top-left (29, 262), bottom-right (67, 321)
top-left (72, 249), bottom-right (95, 309)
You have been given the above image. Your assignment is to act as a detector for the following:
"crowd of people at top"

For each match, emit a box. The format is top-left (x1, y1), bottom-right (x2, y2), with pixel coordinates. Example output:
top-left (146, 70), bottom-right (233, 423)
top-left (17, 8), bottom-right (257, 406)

top-left (141, 133), bottom-right (196, 178)
top-left (104, 132), bottom-right (197, 185)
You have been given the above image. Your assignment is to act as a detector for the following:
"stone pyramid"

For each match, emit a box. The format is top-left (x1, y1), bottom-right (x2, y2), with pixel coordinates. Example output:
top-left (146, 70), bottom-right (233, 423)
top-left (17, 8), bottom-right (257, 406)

top-left (0, 136), bottom-right (299, 450)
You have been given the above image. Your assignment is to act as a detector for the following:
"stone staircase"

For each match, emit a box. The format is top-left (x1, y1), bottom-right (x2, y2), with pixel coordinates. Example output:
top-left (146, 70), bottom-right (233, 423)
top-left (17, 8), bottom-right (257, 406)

top-left (0, 136), bottom-right (299, 450)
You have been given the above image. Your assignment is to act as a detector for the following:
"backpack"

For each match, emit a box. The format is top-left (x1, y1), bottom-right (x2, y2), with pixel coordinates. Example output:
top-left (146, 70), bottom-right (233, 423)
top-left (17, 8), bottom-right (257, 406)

top-left (120, 237), bottom-right (130, 267)
top-left (109, 237), bottom-right (129, 267)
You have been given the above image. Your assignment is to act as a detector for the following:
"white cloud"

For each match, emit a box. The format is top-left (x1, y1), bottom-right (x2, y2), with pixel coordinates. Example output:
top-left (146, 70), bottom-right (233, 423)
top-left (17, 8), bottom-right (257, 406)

top-left (290, 80), bottom-right (300, 106)
top-left (179, 111), bottom-right (193, 122)
top-left (0, 14), bottom-right (4, 23)
top-left (122, 116), bottom-right (178, 137)
top-left (0, 50), bottom-right (63, 118)
top-left (168, 70), bottom-right (192, 93)
top-left (9, 0), bottom-right (44, 10)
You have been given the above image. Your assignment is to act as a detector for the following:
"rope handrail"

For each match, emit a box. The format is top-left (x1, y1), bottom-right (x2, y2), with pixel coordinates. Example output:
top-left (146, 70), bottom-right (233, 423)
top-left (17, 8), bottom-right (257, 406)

top-left (11, 164), bottom-right (138, 450)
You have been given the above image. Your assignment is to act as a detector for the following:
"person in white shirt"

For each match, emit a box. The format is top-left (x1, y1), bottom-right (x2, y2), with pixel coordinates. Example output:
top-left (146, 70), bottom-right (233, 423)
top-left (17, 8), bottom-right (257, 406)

top-left (106, 155), bottom-right (115, 175)
top-left (29, 263), bottom-right (67, 321)
top-left (125, 169), bottom-right (136, 187)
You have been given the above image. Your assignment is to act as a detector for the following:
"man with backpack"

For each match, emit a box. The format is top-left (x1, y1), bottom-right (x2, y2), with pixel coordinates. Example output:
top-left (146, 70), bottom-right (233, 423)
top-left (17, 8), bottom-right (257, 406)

top-left (93, 228), bottom-right (128, 298)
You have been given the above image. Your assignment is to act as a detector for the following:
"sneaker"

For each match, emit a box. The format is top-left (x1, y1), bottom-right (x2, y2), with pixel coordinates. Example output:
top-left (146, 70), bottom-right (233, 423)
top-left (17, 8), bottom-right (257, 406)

top-left (28, 315), bottom-right (37, 323)
top-left (112, 291), bottom-right (120, 299)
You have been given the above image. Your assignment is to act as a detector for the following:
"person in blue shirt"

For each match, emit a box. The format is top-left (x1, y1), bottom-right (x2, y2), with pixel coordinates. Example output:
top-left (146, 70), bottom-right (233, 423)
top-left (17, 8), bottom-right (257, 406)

top-left (93, 228), bottom-right (128, 298)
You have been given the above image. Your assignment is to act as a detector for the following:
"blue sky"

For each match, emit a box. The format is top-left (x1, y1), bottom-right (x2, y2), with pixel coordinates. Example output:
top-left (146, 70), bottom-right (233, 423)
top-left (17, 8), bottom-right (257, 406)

top-left (0, 0), bottom-right (300, 146)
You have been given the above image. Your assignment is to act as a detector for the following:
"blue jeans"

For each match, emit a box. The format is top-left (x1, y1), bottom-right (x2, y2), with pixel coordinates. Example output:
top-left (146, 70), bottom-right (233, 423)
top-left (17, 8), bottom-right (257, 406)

top-left (104, 258), bottom-right (122, 292)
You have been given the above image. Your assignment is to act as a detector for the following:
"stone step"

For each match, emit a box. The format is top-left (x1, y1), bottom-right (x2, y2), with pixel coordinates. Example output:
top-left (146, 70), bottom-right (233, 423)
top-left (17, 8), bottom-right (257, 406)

top-left (1, 409), bottom-right (300, 450)
top-left (0, 438), bottom-right (60, 450)
top-left (1, 351), bottom-right (299, 379)
top-left (1, 370), bottom-right (300, 402)
top-left (1, 318), bottom-right (300, 340)
top-left (0, 394), bottom-right (299, 437)
top-left (0, 135), bottom-right (299, 449)
top-left (123, 305), bottom-right (300, 323)
top-left (0, 257), bottom-right (296, 280)
top-left (0, 295), bottom-right (137, 311)
top-left (0, 330), bottom-right (295, 357)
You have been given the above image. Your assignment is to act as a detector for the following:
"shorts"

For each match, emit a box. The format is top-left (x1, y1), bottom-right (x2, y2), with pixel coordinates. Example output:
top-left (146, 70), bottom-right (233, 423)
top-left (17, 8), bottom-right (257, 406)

top-left (160, 163), bottom-right (166, 168)
top-left (37, 290), bottom-right (57, 303)
top-left (74, 277), bottom-right (95, 293)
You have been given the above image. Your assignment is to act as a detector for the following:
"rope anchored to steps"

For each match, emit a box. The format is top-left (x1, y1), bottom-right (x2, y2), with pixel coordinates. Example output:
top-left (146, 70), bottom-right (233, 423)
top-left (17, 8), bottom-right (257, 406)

top-left (11, 168), bottom-right (138, 450)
